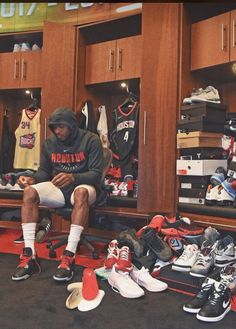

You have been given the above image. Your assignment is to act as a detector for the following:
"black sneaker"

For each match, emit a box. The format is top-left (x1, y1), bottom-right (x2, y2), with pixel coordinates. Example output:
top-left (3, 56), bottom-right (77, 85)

top-left (141, 227), bottom-right (173, 262)
top-left (35, 217), bottom-right (51, 243)
top-left (196, 281), bottom-right (231, 322)
top-left (183, 278), bottom-right (215, 313)
top-left (53, 250), bottom-right (75, 282)
top-left (14, 234), bottom-right (24, 244)
top-left (12, 247), bottom-right (41, 281)
top-left (117, 229), bottom-right (144, 257)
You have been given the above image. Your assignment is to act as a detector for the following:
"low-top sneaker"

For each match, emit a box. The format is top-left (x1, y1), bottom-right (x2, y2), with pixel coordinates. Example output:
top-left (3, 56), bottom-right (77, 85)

top-left (130, 266), bottom-right (168, 292)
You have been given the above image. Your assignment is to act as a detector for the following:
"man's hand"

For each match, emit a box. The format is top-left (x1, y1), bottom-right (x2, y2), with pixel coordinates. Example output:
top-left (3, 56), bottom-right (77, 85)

top-left (51, 173), bottom-right (75, 189)
top-left (17, 176), bottom-right (36, 188)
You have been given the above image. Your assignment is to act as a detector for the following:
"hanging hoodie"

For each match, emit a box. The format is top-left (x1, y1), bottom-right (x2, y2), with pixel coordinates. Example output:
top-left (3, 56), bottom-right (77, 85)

top-left (33, 107), bottom-right (103, 205)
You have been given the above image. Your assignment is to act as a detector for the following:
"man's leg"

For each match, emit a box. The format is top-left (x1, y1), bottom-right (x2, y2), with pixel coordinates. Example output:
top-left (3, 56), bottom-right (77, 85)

top-left (53, 186), bottom-right (96, 282)
top-left (12, 186), bottom-right (41, 281)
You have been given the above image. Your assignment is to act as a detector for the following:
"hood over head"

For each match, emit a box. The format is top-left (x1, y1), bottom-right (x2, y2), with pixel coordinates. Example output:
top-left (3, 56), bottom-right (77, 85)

top-left (48, 107), bottom-right (79, 145)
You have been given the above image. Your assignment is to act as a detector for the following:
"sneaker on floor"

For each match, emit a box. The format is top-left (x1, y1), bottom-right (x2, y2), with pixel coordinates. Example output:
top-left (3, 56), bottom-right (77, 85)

top-left (172, 244), bottom-right (199, 272)
top-left (220, 264), bottom-right (236, 294)
top-left (141, 227), bottom-right (173, 262)
top-left (130, 266), bottom-right (168, 292)
top-left (53, 250), bottom-right (75, 282)
top-left (12, 247), bottom-right (41, 281)
top-left (104, 239), bottom-right (119, 269)
top-left (117, 229), bottom-right (143, 257)
top-left (189, 245), bottom-right (216, 278)
top-left (215, 235), bottom-right (236, 267)
top-left (35, 217), bottom-right (52, 243)
top-left (196, 281), bottom-right (231, 322)
top-left (183, 277), bottom-right (216, 313)
top-left (108, 266), bottom-right (144, 298)
top-left (115, 246), bottom-right (133, 272)
top-left (14, 234), bottom-right (24, 244)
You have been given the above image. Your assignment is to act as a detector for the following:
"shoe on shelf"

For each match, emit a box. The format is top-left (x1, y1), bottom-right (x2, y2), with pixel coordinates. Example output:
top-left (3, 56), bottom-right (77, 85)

top-left (183, 86), bottom-right (221, 105)
top-left (196, 281), bottom-right (231, 322)
top-left (115, 246), bottom-right (133, 272)
top-left (53, 250), bottom-right (75, 282)
top-left (108, 266), bottom-right (144, 298)
top-left (217, 185), bottom-right (235, 206)
top-left (13, 43), bottom-right (21, 52)
top-left (12, 247), bottom-right (41, 281)
top-left (32, 43), bottom-right (41, 51)
top-left (209, 166), bottom-right (227, 186)
top-left (205, 184), bottom-right (221, 206)
top-left (172, 244), bottom-right (199, 272)
top-left (183, 87), bottom-right (204, 105)
top-left (130, 266), bottom-right (168, 292)
top-left (35, 217), bottom-right (52, 243)
top-left (14, 234), bottom-right (24, 244)
top-left (104, 239), bottom-right (119, 269)
top-left (21, 42), bottom-right (31, 52)
top-left (215, 235), bottom-right (236, 267)
top-left (183, 277), bottom-right (216, 313)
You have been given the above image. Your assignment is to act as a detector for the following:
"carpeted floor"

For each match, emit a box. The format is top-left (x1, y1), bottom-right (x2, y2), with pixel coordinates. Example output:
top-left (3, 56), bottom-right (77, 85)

top-left (0, 252), bottom-right (235, 329)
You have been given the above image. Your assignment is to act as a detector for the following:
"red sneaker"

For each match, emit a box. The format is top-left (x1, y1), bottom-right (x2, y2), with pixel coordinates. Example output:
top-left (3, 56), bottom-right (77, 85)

top-left (115, 246), bottom-right (133, 272)
top-left (104, 240), bottom-right (119, 269)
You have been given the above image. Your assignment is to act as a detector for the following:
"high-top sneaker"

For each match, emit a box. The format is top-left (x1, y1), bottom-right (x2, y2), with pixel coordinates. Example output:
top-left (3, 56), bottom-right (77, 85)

top-left (117, 229), bottom-right (144, 257)
top-left (104, 239), bottom-right (119, 269)
top-left (115, 246), bottom-right (133, 272)
top-left (205, 184), bottom-right (221, 206)
top-left (12, 247), bottom-right (41, 281)
top-left (172, 244), bottom-right (200, 272)
top-left (53, 250), bottom-right (75, 282)
top-left (220, 264), bottom-right (236, 294)
top-left (215, 235), bottom-right (236, 267)
top-left (189, 244), bottom-right (216, 278)
top-left (217, 180), bottom-right (236, 206)
top-left (196, 281), bottom-right (231, 322)
top-left (183, 277), bottom-right (216, 313)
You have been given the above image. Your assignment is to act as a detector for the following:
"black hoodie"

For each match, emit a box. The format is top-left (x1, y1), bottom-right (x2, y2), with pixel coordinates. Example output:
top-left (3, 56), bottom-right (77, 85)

top-left (33, 107), bottom-right (103, 204)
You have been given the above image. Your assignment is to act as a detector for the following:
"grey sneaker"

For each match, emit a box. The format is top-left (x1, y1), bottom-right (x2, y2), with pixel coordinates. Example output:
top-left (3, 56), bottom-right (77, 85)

top-left (189, 245), bottom-right (216, 278)
top-left (190, 86), bottom-right (221, 104)
top-left (220, 264), bottom-right (236, 294)
top-left (215, 235), bottom-right (236, 267)
top-left (117, 229), bottom-right (144, 258)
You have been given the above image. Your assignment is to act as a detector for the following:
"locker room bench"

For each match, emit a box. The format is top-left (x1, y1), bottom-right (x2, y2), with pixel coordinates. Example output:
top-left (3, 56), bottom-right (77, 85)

top-left (178, 203), bottom-right (236, 232)
top-left (0, 191), bottom-right (152, 239)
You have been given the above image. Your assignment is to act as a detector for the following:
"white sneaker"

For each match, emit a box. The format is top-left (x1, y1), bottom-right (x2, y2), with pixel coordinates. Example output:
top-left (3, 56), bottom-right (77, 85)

top-left (172, 244), bottom-right (200, 272)
top-left (130, 266), bottom-right (168, 292)
top-left (108, 266), bottom-right (144, 298)
top-left (183, 86), bottom-right (220, 104)
top-left (217, 185), bottom-right (235, 206)
top-left (205, 184), bottom-right (220, 206)
top-left (215, 235), bottom-right (236, 267)
top-left (21, 42), bottom-right (31, 52)
top-left (13, 43), bottom-right (21, 52)
top-left (32, 44), bottom-right (41, 51)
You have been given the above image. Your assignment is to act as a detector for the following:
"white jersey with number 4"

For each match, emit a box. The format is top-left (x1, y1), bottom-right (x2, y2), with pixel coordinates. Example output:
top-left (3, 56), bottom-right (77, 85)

top-left (13, 108), bottom-right (41, 170)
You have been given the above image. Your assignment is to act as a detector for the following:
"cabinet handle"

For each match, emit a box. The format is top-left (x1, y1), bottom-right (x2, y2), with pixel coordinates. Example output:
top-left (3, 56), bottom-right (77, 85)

top-left (143, 111), bottom-right (147, 145)
top-left (221, 24), bottom-right (227, 50)
top-left (44, 118), bottom-right (47, 140)
top-left (233, 19), bottom-right (236, 48)
top-left (21, 59), bottom-right (27, 79)
top-left (13, 59), bottom-right (20, 80)
top-left (117, 47), bottom-right (122, 71)
top-left (108, 49), bottom-right (114, 71)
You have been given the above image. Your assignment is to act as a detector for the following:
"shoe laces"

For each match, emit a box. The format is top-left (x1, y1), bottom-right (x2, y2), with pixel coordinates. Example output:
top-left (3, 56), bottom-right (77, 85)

top-left (59, 254), bottom-right (74, 270)
top-left (107, 241), bottom-right (118, 259)
top-left (178, 245), bottom-right (197, 261)
top-left (195, 249), bottom-right (213, 266)
top-left (119, 246), bottom-right (130, 262)
top-left (196, 283), bottom-right (212, 298)
top-left (18, 254), bottom-right (32, 268)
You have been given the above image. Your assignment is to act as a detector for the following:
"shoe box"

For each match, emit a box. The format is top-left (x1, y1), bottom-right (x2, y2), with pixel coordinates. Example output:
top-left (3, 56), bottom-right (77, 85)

top-left (178, 196), bottom-right (205, 205)
top-left (176, 159), bottom-right (227, 176)
top-left (179, 188), bottom-right (207, 199)
top-left (180, 147), bottom-right (223, 160)
top-left (179, 175), bottom-right (210, 189)
top-left (177, 131), bottom-right (223, 149)
top-left (227, 156), bottom-right (236, 178)
top-left (177, 103), bottom-right (226, 133)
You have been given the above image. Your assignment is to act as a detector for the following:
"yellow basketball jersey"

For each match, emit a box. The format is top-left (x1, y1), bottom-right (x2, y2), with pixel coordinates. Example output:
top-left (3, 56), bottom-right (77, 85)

top-left (13, 108), bottom-right (41, 170)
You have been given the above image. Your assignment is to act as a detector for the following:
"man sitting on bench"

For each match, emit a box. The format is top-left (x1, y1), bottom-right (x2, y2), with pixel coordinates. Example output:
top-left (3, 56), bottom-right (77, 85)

top-left (12, 107), bottom-right (103, 282)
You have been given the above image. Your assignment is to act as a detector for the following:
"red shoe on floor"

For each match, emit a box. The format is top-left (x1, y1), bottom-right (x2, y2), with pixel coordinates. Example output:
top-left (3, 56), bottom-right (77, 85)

top-left (104, 240), bottom-right (119, 269)
top-left (115, 246), bottom-right (133, 272)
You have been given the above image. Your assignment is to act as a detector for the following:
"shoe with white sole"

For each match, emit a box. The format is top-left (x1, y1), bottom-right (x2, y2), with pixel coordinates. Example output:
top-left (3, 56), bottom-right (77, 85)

top-left (108, 266), bottom-right (144, 298)
top-left (104, 239), bottom-right (119, 269)
top-left (172, 244), bottom-right (200, 272)
top-left (215, 235), bottom-right (236, 267)
top-left (130, 266), bottom-right (168, 292)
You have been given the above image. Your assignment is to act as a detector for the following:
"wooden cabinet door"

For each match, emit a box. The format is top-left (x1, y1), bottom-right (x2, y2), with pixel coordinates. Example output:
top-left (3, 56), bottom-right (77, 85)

top-left (0, 53), bottom-right (20, 89)
top-left (115, 35), bottom-right (142, 81)
top-left (230, 10), bottom-right (236, 61)
top-left (85, 40), bottom-right (116, 84)
top-left (20, 51), bottom-right (42, 88)
top-left (138, 3), bottom-right (180, 214)
top-left (191, 12), bottom-right (230, 70)
top-left (41, 21), bottom-right (76, 142)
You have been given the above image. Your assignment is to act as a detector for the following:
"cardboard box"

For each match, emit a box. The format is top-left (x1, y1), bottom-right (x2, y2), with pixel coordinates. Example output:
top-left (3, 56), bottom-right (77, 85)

top-left (177, 131), bottom-right (223, 149)
top-left (176, 159), bottom-right (227, 176)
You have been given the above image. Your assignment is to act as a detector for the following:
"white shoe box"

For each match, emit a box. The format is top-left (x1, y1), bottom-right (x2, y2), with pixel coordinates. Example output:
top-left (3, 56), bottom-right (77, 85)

top-left (176, 159), bottom-right (227, 176)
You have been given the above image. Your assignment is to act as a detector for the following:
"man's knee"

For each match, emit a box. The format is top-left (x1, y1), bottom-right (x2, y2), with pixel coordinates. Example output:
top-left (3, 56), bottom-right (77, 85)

top-left (74, 188), bottom-right (89, 206)
top-left (23, 186), bottom-right (40, 204)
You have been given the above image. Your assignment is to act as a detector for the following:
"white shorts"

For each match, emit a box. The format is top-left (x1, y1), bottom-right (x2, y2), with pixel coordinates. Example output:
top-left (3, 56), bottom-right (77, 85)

top-left (31, 181), bottom-right (96, 208)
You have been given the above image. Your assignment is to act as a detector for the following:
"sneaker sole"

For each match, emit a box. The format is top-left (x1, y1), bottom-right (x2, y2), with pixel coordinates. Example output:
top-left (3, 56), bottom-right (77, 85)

top-left (183, 305), bottom-right (201, 314)
top-left (108, 277), bottom-right (144, 298)
top-left (12, 274), bottom-right (31, 281)
top-left (171, 265), bottom-right (191, 272)
top-left (196, 305), bottom-right (231, 322)
top-left (53, 272), bottom-right (74, 282)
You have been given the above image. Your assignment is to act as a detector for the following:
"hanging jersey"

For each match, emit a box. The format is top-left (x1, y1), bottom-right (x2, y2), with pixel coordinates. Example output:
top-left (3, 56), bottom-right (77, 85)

top-left (112, 101), bottom-right (139, 160)
top-left (13, 108), bottom-right (41, 171)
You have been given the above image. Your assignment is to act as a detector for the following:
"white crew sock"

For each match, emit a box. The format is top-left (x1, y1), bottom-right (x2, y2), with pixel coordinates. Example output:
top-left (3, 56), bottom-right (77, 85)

top-left (66, 224), bottom-right (84, 254)
top-left (22, 222), bottom-right (37, 255)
